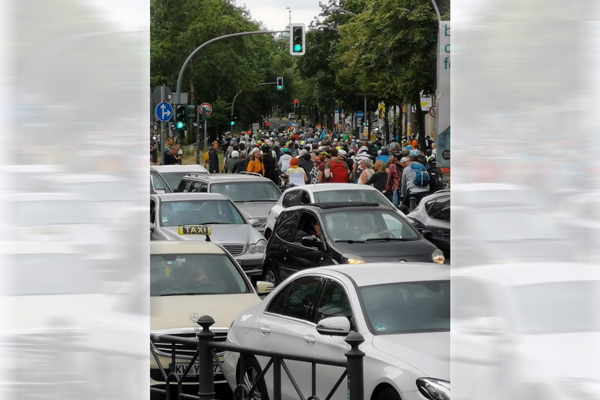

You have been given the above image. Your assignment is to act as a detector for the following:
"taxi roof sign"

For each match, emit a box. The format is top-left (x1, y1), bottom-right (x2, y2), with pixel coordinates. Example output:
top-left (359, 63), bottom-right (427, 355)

top-left (178, 225), bottom-right (211, 239)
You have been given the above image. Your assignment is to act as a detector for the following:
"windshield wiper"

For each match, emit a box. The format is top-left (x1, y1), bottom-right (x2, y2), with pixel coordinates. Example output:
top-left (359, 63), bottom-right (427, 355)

top-left (237, 199), bottom-right (275, 203)
top-left (334, 239), bottom-right (366, 243)
top-left (365, 237), bottom-right (415, 242)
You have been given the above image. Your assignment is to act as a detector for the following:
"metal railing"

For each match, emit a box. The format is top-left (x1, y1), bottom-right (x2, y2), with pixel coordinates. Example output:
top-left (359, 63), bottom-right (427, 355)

top-left (150, 315), bottom-right (365, 400)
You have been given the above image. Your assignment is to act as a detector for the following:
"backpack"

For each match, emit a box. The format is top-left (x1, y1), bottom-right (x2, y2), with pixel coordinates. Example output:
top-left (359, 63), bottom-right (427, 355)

top-left (411, 163), bottom-right (430, 187)
top-left (329, 159), bottom-right (349, 183)
top-left (427, 165), bottom-right (444, 193)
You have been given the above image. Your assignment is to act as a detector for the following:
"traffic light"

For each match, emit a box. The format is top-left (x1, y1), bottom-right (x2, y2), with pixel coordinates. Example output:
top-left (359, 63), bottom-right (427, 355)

top-left (265, 121), bottom-right (270, 128)
top-left (276, 77), bottom-right (284, 90)
top-left (230, 115), bottom-right (237, 126)
top-left (175, 104), bottom-right (187, 130)
top-left (361, 117), bottom-right (366, 127)
top-left (294, 99), bottom-right (299, 105)
top-left (187, 104), bottom-right (197, 120)
top-left (289, 23), bottom-right (306, 56)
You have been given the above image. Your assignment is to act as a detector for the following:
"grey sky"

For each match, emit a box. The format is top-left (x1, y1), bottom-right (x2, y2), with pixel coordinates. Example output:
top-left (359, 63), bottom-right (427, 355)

top-left (234, 0), bottom-right (323, 31)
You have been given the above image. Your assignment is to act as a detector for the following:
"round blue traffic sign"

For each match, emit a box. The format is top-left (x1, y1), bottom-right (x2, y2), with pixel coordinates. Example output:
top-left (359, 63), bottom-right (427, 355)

top-left (155, 102), bottom-right (173, 122)
top-left (356, 110), bottom-right (364, 119)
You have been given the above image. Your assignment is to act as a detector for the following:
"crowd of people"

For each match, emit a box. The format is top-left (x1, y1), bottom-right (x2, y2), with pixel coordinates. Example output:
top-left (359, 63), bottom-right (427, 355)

top-left (200, 126), bottom-right (448, 208)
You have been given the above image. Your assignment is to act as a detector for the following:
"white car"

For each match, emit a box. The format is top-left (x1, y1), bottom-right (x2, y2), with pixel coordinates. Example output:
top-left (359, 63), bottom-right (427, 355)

top-left (264, 184), bottom-right (398, 239)
top-left (151, 165), bottom-right (209, 192)
top-left (223, 263), bottom-right (450, 400)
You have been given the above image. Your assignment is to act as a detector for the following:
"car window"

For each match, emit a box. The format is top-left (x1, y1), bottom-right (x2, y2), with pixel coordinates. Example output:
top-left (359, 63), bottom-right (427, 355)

top-left (211, 181), bottom-right (281, 202)
top-left (299, 191), bottom-right (311, 204)
top-left (282, 191), bottom-right (301, 208)
top-left (275, 211), bottom-right (298, 242)
top-left (360, 280), bottom-right (450, 334)
top-left (266, 276), bottom-right (323, 321)
top-left (294, 212), bottom-right (321, 244)
top-left (151, 172), bottom-right (169, 193)
top-left (161, 172), bottom-right (187, 191)
top-left (151, 199), bottom-right (157, 223)
top-left (316, 280), bottom-right (353, 324)
top-left (324, 210), bottom-right (420, 241)
top-left (314, 189), bottom-right (390, 207)
top-left (426, 197), bottom-right (450, 222)
top-left (150, 254), bottom-right (250, 296)
top-left (176, 180), bottom-right (193, 193)
top-left (160, 200), bottom-right (245, 227)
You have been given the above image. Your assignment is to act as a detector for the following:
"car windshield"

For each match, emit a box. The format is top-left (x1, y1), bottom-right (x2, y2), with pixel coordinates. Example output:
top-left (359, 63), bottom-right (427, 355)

top-left (360, 280), bottom-right (450, 334)
top-left (4, 255), bottom-right (99, 296)
top-left (323, 210), bottom-right (420, 242)
top-left (160, 200), bottom-right (245, 227)
top-left (211, 182), bottom-right (281, 202)
top-left (18, 200), bottom-right (94, 225)
top-left (151, 254), bottom-right (250, 296)
top-left (314, 190), bottom-right (391, 207)
top-left (512, 280), bottom-right (600, 334)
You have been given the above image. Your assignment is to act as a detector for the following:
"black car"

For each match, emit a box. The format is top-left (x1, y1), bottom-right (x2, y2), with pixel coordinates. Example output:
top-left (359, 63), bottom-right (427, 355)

top-left (263, 203), bottom-right (445, 285)
top-left (407, 190), bottom-right (450, 260)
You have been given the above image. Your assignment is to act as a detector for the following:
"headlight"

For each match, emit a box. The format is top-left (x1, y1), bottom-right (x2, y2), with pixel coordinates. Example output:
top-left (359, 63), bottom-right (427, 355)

top-left (343, 254), bottom-right (366, 264)
top-left (416, 378), bottom-right (450, 400)
top-left (248, 239), bottom-right (267, 254)
top-left (432, 249), bottom-right (445, 264)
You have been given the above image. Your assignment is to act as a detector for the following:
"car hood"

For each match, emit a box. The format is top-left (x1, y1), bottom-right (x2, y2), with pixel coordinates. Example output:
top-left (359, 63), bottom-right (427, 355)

top-left (371, 332), bottom-right (450, 380)
top-left (333, 240), bottom-right (437, 262)
top-left (235, 202), bottom-right (277, 220)
top-left (151, 293), bottom-right (262, 331)
top-left (161, 225), bottom-right (259, 245)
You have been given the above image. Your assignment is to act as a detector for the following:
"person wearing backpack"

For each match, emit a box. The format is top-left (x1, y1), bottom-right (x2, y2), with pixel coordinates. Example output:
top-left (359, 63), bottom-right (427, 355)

top-left (327, 148), bottom-right (350, 183)
top-left (400, 155), bottom-right (430, 209)
top-left (386, 151), bottom-right (405, 207)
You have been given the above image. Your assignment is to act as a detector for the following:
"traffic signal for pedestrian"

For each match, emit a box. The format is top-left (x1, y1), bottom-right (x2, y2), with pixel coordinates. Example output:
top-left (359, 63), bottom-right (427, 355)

top-left (289, 24), bottom-right (306, 56)
top-left (175, 104), bottom-right (187, 130)
top-left (276, 77), bottom-right (284, 90)
top-left (265, 121), bottom-right (270, 128)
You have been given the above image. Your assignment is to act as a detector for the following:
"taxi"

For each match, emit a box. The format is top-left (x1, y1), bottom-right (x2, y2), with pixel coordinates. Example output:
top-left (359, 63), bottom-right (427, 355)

top-left (150, 193), bottom-right (267, 277)
top-left (151, 240), bottom-right (272, 390)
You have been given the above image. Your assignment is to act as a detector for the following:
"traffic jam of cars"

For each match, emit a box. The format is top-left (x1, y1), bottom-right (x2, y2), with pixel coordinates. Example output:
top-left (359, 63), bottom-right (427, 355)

top-left (149, 166), bottom-right (450, 400)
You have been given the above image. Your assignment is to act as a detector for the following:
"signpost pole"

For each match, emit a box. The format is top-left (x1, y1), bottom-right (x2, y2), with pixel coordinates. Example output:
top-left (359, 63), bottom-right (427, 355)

top-left (196, 106), bottom-right (201, 165)
top-left (160, 85), bottom-right (165, 165)
top-left (203, 117), bottom-right (207, 164)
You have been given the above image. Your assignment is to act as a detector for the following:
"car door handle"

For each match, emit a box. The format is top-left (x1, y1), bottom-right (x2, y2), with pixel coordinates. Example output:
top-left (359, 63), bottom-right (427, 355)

top-left (303, 335), bottom-right (316, 344)
top-left (260, 327), bottom-right (271, 335)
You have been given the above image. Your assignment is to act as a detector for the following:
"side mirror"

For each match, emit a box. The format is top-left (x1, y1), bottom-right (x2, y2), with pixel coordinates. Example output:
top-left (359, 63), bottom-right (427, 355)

top-left (422, 230), bottom-right (433, 241)
top-left (316, 316), bottom-right (351, 336)
top-left (150, 222), bottom-right (155, 232)
top-left (301, 235), bottom-right (321, 248)
top-left (256, 281), bottom-right (274, 295)
top-left (248, 218), bottom-right (262, 228)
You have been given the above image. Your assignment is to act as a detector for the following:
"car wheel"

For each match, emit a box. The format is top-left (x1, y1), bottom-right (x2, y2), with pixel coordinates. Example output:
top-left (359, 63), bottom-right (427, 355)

top-left (240, 357), bottom-right (269, 400)
top-left (376, 387), bottom-right (401, 400)
top-left (262, 265), bottom-right (279, 286)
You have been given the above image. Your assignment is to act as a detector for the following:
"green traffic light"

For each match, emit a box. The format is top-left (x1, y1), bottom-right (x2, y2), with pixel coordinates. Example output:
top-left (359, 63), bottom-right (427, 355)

top-left (294, 44), bottom-right (302, 52)
top-left (277, 85), bottom-right (282, 90)
top-left (230, 121), bottom-right (235, 126)
top-left (176, 121), bottom-right (184, 129)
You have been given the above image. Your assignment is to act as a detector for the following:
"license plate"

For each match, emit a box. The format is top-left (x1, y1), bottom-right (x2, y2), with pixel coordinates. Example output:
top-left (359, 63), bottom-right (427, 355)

top-left (170, 363), bottom-right (222, 377)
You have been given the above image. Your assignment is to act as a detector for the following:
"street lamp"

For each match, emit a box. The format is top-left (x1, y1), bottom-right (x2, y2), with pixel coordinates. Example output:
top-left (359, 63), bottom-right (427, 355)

top-left (328, 3), bottom-right (357, 16)
top-left (317, 24), bottom-right (340, 32)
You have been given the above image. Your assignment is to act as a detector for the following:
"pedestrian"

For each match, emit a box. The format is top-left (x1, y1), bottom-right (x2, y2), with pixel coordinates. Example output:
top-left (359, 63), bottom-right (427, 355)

top-left (246, 149), bottom-right (265, 175)
top-left (317, 152), bottom-right (331, 183)
top-left (366, 160), bottom-right (388, 193)
top-left (164, 146), bottom-right (178, 165)
top-left (163, 137), bottom-right (174, 159)
top-left (386, 152), bottom-right (405, 207)
top-left (376, 147), bottom-right (390, 164)
top-left (278, 148), bottom-right (293, 173)
top-left (283, 157), bottom-right (308, 186)
top-left (208, 141), bottom-right (220, 173)
top-left (326, 148), bottom-right (350, 183)
top-left (233, 151), bottom-right (247, 173)
top-left (262, 144), bottom-right (278, 184)
top-left (357, 159), bottom-right (375, 185)
top-left (298, 151), bottom-right (314, 178)
top-left (400, 155), bottom-right (430, 209)
top-left (225, 150), bottom-right (240, 173)
top-left (309, 156), bottom-right (320, 184)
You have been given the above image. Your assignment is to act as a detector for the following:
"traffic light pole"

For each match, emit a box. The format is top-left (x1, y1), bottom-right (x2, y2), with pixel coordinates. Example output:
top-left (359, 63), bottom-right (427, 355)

top-left (230, 82), bottom-right (276, 120)
top-left (175, 31), bottom-right (286, 105)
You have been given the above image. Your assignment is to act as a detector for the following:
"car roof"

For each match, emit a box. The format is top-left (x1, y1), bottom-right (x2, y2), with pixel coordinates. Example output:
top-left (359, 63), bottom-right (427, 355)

top-left (283, 183), bottom-right (381, 194)
top-left (153, 192), bottom-right (229, 201)
top-left (181, 173), bottom-right (272, 183)
top-left (454, 263), bottom-right (600, 286)
top-left (298, 262), bottom-right (449, 286)
top-left (151, 165), bottom-right (208, 173)
top-left (151, 240), bottom-right (226, 255)
top-left (283, 202), bottom-right (384, 213)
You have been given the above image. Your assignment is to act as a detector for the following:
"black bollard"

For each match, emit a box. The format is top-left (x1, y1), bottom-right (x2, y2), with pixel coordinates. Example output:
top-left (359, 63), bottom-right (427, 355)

top-left (196, 315), bottom-right (216, 400)
top-left (345, 331), bottom-right (365, 400)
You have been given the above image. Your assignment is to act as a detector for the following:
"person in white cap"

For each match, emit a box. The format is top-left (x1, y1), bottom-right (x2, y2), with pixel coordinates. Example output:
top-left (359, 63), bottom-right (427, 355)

top-left (225, 150), bottom-right (240, 173)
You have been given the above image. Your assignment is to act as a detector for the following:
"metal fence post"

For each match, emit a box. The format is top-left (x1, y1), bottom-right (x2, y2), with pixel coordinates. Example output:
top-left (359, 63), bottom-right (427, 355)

top-left (345, 332), bottom-right (365, 400)
top-left (196, 315), bottom-right (216, 400)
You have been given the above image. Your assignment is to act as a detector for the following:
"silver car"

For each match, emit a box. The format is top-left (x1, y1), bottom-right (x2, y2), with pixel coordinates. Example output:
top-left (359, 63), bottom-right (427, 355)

top-left (150, 193), bottom-right (266, 277)
top-left (175, 173), bottom-right (281, 235)
top-left (151, 165), bottom-right (209, 192)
